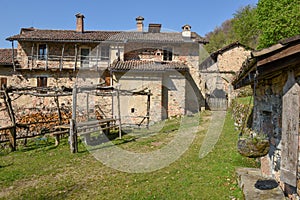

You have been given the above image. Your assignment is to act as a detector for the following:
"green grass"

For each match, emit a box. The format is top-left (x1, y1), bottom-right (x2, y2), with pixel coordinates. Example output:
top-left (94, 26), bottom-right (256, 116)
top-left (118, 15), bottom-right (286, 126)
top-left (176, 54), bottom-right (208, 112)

top-left (236, 96), bottom-right (253, 106)
top-left (0, 111), bottom-right (257, 200)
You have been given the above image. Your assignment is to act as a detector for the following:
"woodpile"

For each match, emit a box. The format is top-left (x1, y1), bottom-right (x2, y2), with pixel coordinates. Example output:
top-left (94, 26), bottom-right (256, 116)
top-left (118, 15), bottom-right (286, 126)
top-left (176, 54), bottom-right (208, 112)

top-left (17, 109), bottom-right (72, 134)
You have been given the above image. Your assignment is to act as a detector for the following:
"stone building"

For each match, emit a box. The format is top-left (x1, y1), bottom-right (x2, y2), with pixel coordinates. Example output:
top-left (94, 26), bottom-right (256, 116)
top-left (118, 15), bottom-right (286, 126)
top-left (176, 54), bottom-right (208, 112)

top-left (0, 14), bottom-right (207, 130)
top-left (199, 42), bottom-right (251, 110)
top-left (232, 35), bottom-right (300, 198)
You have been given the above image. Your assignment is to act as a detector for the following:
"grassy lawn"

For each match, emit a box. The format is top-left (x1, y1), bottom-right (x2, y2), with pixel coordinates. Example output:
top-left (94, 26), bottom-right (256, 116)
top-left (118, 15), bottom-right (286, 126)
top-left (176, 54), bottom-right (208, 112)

top-left (0, 111), bottom-right (257, 200)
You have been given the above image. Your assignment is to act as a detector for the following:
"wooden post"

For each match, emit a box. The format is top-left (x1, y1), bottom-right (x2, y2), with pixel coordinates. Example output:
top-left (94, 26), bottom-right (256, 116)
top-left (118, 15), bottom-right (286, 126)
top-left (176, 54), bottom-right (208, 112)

top-left (70, 85), bottom-right (78, 153)
top-left (60, 44), bottom-right (65, 71)
top-left (45, 44), bottom-right (48, 70)
top-left (11, 41), bottom-right (16, 71)
top-left (116, 86), bottom-right (122, 139)
top-left (74, 44), bottom-right (78, 71)
top-left (86, 93), bottom-right (89, 120)
top-left (96, 46), bottom-right (99, 71)
top-left (31, 44), bottom-right (34, 70)
top-left (54, 95), bottom-right (62, 125)
top-left (146, 90), bottom-right (151, 129)
top-left (3, 87), bottom-right (17, 151)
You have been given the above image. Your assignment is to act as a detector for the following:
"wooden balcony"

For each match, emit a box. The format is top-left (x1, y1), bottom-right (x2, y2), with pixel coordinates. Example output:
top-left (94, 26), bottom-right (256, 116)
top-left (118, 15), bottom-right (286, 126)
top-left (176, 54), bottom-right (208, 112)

top-left (14, 55), bottom-right (110, 71)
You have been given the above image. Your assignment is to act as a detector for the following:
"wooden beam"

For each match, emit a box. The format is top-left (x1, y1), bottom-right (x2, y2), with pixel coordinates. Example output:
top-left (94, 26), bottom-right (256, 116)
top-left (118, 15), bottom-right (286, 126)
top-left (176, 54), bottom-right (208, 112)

top-left (11, 41), bottom-right (16, 71)
top-left (3, 87), bottom-right (17, 151)
top-left (74, 44), bottom-right (78, 71)
top-left (45, 43), bottom-right (48, 70)
top-left (257, 43), bottom-right (300, 67)
top-left (70, 85), bottom-right (78, 153)
top-left (60, 44), bottom-right (65, 71)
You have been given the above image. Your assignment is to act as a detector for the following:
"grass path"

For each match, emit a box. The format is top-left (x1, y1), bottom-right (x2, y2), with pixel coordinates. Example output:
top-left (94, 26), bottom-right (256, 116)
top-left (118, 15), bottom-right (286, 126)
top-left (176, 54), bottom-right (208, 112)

top-left (199, 111), bottom-right (226, 159)
top-left (0, 111), bottom-right (258, 200)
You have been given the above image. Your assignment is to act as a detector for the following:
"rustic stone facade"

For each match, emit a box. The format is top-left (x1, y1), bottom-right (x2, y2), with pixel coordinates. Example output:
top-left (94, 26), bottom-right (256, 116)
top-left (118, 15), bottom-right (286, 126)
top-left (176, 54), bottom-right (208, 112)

top-left (200, 43), bottom-right (251, 110)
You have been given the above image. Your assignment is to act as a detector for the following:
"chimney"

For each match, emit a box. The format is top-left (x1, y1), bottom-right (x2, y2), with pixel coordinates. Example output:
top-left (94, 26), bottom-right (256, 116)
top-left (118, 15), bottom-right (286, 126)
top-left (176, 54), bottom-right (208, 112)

top-left (76, 13), bottom-right (85, 33)
top-left (148, 24), bottom-right (161, 33)
top-left (136, 16), bottom-right (144, 32)
top-left (182, 24), bottom-right (191, 38)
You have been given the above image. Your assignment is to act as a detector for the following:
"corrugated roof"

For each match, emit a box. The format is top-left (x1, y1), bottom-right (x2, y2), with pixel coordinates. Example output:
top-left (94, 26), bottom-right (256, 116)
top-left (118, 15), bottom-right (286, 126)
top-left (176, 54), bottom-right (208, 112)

top-left (110, 60), bottom-right (189, 72)
top-left (0, 49), bottom-right (15, 65)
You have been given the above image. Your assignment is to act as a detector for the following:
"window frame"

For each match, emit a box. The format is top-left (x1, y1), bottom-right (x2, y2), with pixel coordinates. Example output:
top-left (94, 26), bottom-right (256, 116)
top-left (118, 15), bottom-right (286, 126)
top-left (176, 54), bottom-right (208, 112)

top-left (38, 44), bottom-right (48, 60)
top-left (163, 47), bottom-right (173, 61)
top-left (100, 46), bottom-right (110, 61)
top-left (0, 77), bottom-right (7, 89)
top-left (80, 47), bottom-right (91, 68)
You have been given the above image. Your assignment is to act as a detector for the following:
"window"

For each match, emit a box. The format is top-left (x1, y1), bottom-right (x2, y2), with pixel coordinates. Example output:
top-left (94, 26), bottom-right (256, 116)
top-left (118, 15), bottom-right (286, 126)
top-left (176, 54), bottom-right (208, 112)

top-left (0, 77), bottom-right (7, 89)
top-left (37, 77), bottom-right (47, 93)
top-left (100, 46), bottom-right (109, 61)
top-left (80, 48), bottom-right (90, 68)
top-left (37, 77), bottom-right (47, 88)
top-left (38, 44), bottom-right (47, 60)
top-left (163, 47), bottom-right (173, 61)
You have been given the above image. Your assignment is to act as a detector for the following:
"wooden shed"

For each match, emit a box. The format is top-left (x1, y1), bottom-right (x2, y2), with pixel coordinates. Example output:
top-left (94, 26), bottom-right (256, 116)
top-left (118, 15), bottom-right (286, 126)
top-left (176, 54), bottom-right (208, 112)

top-left (232, 34), bottom-right (300, 198)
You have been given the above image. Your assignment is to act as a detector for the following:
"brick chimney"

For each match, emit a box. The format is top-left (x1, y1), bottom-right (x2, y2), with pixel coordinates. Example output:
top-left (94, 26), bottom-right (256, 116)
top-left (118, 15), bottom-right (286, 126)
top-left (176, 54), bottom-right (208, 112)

top-left (76, 13), bottom-right (85, 33)
top-left (136, 16), bottom-right (144, 32)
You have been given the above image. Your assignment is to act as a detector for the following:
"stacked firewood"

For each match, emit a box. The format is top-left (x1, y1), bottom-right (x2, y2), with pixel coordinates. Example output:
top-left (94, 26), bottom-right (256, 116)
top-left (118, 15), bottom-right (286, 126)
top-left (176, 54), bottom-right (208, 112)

top-left (17, 109), bottom-right (72, 134)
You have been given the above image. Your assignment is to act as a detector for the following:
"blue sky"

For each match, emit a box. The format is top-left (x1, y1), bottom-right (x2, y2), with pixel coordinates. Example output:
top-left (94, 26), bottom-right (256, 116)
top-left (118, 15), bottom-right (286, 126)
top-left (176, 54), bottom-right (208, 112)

top-left (0, 0), bottom-right (257, 48)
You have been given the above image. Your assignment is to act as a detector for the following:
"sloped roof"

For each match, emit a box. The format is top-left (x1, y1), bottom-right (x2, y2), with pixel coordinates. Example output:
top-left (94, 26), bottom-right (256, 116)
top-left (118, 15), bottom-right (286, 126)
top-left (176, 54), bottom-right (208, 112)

top-left (6, 28), bottom-right (206, 44)
top-left (110, 60), bottom-right (189, 72)
top-left (232, 34), bottom-right (300, 89)
top-left (6, 28), bottom-right (121, 43)
top-left (107, 31), bottom-right (206, 43)
top-left (0, 49), bottom-right (15, 65)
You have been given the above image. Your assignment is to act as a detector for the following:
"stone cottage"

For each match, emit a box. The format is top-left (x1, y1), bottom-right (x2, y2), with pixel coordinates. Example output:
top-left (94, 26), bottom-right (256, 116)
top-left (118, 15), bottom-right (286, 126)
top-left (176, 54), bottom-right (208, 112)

top-left (199, 42), bottom-right (251, 110)
top-left (1, 14), bottom-right (207, 131)
top-left (232, 35), bottom-right (300, 198)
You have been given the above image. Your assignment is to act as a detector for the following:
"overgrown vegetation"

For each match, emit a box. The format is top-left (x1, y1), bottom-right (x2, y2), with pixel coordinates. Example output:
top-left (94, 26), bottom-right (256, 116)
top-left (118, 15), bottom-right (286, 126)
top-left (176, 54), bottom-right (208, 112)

top-left (0, 111), bottom-right (257, 199)
top-left (204, 0), bottom-right (300, 53)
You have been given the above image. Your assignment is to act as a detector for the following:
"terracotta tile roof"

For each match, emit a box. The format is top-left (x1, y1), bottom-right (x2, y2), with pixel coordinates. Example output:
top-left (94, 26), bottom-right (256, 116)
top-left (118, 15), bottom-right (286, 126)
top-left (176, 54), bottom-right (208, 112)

top-left (0, 49), bottom-right (15, 65)
top-left (6, 28), bottom-right (121, 43)
top-left (110, 60), bottom-right (189, 72)
top-left (6, 28), bottom-right (206, 44)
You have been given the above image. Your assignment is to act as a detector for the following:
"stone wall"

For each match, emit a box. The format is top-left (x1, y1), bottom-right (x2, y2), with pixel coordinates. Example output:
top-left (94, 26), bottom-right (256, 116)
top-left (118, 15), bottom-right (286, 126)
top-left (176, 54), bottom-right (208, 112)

top-left (252, 67), bottom-right (300, 198)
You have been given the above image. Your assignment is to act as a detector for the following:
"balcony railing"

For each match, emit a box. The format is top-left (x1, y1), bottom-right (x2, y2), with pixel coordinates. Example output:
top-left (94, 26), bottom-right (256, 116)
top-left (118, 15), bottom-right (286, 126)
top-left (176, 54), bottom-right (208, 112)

top-left (14, 55), bottom-right (110, 70)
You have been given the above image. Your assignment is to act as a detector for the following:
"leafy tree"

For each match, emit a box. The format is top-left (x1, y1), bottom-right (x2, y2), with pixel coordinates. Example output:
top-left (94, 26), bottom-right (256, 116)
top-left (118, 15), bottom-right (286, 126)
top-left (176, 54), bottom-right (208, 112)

top-left (256, 0), bottom-right (300, 49)
top-left (232, 5), bottom-right (259, 49)
top-left (204, 19), bottom-right (236, 53)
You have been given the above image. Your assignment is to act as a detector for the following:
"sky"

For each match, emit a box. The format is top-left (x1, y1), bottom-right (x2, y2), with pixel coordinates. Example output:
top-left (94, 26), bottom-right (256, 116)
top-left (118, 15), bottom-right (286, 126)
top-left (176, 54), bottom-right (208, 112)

top-left (0, 0), bottom-right (258, 48)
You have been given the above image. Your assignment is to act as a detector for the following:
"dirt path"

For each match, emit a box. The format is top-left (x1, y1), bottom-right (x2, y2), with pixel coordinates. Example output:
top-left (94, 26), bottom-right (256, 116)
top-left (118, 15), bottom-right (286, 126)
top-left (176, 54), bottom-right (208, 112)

top-left (199, 110), bottom-right (227, 159)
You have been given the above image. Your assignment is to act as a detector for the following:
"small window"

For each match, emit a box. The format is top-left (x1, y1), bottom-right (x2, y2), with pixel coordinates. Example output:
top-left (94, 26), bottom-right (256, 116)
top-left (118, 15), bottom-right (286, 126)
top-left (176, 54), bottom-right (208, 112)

top-left (37, 77), bottom-right (47, 93)
top-left (80, 48), bottom-right (90, 68)
top-left (163, 47), bottom-right (173, 61)
top-left (100, 46), bottom-right (109, 61)
top-left (0, 77), bottom-right (7, 89)
top-left (37, 77), bottom-right (47, 87)
top-left (38, 44), bottom-right (47, 60)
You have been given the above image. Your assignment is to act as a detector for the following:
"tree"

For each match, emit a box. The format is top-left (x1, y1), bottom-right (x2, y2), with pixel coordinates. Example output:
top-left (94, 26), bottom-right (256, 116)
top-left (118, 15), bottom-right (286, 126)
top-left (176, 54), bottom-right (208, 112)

top-left (232, 5), bottom-right (259, 49)
top-left (256, 0), bottom-right (300, 49)
top-left (204, 19), bottom-right (236, 53)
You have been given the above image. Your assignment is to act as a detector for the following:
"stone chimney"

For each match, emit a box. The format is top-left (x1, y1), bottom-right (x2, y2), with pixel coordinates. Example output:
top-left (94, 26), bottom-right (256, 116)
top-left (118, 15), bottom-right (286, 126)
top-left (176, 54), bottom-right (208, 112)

top-left (76, 13), bottom-right (85, 33)
top-left (136, 16), bottom-right (144, 32)
top-left (182, 24), bottom-right (191, 38)
top-left (148, 24), bottom-right (161, 33)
